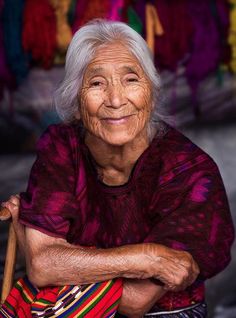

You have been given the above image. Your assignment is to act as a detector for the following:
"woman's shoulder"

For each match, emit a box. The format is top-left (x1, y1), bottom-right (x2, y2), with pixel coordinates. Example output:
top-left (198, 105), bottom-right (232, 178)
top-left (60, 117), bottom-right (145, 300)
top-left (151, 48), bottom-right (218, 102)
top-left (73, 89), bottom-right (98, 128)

top-left (156, 122), bottom-right (201, 154)
top-left (41, 122), bottom-right (80, 139)
top-left (37, 122), bottom-right (82, 149)
top-left (155, 122), bottom-right (217, 173)
top-left (33, 122), bottom-right (85, 166)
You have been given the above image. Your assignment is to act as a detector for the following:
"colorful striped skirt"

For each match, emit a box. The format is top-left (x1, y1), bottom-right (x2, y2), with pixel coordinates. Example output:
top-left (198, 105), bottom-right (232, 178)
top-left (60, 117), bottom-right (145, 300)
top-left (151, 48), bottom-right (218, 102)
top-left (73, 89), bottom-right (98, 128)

top-left (0, 276), bottom-right (123, 317)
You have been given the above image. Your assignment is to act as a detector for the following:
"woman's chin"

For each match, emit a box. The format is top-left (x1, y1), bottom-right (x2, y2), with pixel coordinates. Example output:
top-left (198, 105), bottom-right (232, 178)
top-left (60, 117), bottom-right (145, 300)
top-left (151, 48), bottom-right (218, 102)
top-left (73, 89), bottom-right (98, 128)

top-left (100, 132), bottom-right (137, 147)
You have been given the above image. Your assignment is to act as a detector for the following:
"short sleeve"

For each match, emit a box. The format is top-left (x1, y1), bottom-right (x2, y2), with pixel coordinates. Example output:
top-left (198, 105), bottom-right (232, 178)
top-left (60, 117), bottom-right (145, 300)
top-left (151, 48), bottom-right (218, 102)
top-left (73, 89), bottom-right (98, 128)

top-left (144, 155), bottom-right (235, 280)
top-left (19, 124), bottom-right (80, 239)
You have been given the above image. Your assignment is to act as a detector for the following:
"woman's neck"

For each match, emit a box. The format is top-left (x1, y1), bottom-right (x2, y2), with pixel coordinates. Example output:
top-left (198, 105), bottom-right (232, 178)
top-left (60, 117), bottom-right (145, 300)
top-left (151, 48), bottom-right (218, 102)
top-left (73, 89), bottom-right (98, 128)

top-left (85, 132), bottom-right (150, 186)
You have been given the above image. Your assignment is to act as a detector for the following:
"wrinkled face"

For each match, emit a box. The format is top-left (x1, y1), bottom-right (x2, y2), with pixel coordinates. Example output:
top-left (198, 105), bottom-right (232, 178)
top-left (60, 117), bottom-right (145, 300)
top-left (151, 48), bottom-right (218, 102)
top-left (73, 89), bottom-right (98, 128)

top-left (79, 42), bottom-right (153, 146)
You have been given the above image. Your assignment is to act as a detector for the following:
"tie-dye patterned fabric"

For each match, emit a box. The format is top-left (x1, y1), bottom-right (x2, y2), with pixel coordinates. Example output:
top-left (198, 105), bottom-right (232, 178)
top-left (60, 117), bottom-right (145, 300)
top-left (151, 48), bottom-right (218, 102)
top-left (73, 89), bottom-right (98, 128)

top-left (19, 121), bottom-right (234, 311)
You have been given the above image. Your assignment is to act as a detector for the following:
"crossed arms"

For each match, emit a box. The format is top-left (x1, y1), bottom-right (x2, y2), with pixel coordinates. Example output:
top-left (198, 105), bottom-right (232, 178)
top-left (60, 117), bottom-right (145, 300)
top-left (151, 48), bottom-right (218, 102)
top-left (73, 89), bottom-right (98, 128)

top-left (3, 196), bottom-right (199, 318)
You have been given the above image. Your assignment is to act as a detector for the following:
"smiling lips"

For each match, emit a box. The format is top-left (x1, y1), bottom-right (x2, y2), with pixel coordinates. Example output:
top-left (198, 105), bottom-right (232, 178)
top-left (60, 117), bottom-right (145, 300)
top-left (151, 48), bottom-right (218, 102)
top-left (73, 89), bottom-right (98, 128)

top-left (101, 114), bottom-right (134, 125)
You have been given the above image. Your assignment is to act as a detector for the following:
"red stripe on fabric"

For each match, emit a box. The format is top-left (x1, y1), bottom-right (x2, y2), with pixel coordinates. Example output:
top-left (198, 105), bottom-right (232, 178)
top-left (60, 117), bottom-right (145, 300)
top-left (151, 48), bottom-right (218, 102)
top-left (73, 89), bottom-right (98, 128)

top-left (6, 294), bottom-right (32, 318)
top-left (87, 279), bottom-right (122, 317)
top-left (99, 287), bottom-right (122, 317)
top-left (19, 306), bottom-right (31, 318)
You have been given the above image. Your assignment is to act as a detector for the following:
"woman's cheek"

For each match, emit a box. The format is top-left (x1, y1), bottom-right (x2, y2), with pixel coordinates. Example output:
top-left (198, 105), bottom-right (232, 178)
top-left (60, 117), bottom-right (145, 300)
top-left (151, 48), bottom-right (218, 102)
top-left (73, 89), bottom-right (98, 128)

top-left (126, 86), bottom-right (151, 110)
top-left (81, 91), bottom-right (104, 115)
top-left (80, 108), bottom-right (99, 133)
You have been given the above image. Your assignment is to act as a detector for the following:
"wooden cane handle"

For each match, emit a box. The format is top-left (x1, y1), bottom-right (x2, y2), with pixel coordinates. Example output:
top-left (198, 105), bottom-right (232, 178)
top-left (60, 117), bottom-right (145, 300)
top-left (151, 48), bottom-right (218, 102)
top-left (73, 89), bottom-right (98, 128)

top-left (0, 207), bottom-right (11, 221)
top-left (1, 223), bottom-right (17, 304)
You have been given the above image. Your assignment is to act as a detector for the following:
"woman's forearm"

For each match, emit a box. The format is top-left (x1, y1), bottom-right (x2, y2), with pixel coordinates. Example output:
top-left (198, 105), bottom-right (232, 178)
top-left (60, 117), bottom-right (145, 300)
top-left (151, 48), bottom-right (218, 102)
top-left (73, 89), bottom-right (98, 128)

top-left (27, 238), bottom-right (153, 287)
top-left (27, 246), bottom-right (139, 287)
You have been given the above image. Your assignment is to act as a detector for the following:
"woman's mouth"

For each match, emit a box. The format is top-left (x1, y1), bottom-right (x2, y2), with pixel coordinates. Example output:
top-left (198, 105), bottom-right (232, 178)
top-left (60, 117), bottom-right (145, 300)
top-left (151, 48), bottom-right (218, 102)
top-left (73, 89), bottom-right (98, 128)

top-left (102, 114), bottom-right (134, 125)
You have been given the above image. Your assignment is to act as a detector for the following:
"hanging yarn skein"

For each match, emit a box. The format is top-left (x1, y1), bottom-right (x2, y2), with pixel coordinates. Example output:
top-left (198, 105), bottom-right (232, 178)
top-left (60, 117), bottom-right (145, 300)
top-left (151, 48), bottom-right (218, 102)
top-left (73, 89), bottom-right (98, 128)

top-left (74, 0), bottom-right (111, 30)
top-left (153, 0), bottom-right (193, 71)
top-left (22, 0), bottom-right (57, 69)
top-left (68, 0), bottom-right (77, 26)
top-left (72, 0), bottom-right (88, 33)
top-left (2, 0), bottom-right (29, 84)
top-left (49, 0), bottom-right (72, 54)
top-left (146, 3), bottom-right (164, 54)
top-left (186, 0), bottom-right (222, 93)
top-left (214, 0), bottom-right (231, 66)
top-left (228, 0), bottom-right (236, 72)
top-left (127, 5), bottom-right (143, 34)
top-left (0, 0), bottom-right (15, 98)
top-left (109, 0), bottom-right (124, 21)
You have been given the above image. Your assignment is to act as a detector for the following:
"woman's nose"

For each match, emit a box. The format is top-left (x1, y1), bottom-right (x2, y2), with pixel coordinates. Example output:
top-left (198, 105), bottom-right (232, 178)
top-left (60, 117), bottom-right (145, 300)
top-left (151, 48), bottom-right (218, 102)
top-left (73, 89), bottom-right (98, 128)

top-left (105, 84), bottom-right (127, 108)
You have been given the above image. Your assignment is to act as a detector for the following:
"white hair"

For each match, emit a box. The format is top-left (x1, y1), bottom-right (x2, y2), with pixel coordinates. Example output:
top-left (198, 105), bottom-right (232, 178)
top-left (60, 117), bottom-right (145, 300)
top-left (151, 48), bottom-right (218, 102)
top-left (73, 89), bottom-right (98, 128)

top-left (54, 19), bottom-right (163, 126)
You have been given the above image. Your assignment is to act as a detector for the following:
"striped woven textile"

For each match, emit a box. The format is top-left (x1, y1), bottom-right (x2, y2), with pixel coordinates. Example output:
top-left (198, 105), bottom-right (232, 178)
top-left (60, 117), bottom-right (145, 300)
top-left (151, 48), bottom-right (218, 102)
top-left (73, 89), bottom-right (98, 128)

top-left (0, 276), bottom-right (123, 317)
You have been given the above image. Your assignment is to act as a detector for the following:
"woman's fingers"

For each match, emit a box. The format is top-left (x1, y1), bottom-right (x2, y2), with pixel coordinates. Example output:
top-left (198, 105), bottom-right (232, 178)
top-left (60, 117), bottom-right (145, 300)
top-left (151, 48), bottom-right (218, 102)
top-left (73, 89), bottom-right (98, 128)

top-left (143, 244), bottom-right (200, 292)
top-left (1, 195), bottom-right (20, 221)
top-left (156, 253), bottom-right (199, 291)
top-left (161, 265), bottom-right (197, 291)
top-left (1, 195), bottom-right (26, 255)
top-left (8, 194), bottom-right (20, 207)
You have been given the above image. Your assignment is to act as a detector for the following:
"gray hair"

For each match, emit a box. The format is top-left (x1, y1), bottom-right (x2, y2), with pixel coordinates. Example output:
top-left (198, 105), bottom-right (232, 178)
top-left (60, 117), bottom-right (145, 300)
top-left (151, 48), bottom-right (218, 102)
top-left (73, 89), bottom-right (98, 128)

top-left (54, 19), bottom-right (163, 126)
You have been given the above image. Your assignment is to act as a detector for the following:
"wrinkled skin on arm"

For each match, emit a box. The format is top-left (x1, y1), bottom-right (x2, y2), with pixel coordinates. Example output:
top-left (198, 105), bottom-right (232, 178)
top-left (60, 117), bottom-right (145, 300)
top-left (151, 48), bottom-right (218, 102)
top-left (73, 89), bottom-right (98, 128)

top-left (1, 195), bottom-right (199, 317)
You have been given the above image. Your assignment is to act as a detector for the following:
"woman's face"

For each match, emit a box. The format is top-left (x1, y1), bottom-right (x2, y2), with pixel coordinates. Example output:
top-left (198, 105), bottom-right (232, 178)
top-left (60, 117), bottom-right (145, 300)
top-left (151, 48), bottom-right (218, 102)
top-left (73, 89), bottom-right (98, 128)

top-left (79, 42), bottom-right (153, 146)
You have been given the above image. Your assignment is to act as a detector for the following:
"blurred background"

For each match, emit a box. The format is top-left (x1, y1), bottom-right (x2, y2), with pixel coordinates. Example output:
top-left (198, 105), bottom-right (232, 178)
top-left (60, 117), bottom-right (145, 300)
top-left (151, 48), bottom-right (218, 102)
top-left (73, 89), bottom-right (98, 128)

top-left (0, 1), bottom-right (235, 317)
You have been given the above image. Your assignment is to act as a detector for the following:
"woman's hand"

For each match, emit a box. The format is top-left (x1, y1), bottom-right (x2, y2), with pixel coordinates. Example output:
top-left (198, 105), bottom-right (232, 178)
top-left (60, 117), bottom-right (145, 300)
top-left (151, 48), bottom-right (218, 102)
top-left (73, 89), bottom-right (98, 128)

top-left (1, 194), bottom-right (21, 225)
top-left (139, 243), bottom-right (200, 292)
top-left (1, 195), bottom-right (26, 254)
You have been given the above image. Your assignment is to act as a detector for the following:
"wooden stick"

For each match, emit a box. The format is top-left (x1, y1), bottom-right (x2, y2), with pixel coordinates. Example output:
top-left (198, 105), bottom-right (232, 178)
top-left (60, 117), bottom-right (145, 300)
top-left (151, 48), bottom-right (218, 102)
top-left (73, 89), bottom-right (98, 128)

top-left (0, 208), bottom-right (17, 304)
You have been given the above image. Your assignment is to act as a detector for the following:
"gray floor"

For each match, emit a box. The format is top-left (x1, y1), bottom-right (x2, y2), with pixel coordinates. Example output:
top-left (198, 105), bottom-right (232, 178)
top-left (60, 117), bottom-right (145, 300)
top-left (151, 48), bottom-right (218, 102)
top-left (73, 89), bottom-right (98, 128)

top-left (0, 120), bottom-right (235, 317)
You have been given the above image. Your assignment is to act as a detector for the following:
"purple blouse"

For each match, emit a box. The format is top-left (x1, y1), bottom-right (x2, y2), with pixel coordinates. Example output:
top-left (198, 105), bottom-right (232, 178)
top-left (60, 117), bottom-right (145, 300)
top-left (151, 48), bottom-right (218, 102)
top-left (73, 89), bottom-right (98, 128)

top-left (19, 122), bottom-right (234, 310)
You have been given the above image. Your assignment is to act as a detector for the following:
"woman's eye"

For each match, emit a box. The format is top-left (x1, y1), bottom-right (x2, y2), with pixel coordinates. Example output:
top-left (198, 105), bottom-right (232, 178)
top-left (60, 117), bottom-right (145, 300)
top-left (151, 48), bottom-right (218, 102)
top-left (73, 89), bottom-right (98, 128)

top-left (126, 76), bottom-right (139, 83)
top-left (90, 81), bottom-right (103, 87)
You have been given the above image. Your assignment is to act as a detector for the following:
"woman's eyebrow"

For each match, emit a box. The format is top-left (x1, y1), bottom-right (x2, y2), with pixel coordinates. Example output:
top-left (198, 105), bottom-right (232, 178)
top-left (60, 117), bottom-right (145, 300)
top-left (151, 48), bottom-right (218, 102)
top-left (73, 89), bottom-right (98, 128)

top-left (86, 67), bottom-right (104, 77)
top-left (120, 65), bottom-right (139, 73)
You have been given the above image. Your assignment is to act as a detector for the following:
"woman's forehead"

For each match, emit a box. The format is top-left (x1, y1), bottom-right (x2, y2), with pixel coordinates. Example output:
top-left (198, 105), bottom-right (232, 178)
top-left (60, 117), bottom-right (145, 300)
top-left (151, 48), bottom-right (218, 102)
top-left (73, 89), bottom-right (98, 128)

top-left (85, 64), bottom-right (142, 77)
top-left (85, 43), bottom-right (143, 74)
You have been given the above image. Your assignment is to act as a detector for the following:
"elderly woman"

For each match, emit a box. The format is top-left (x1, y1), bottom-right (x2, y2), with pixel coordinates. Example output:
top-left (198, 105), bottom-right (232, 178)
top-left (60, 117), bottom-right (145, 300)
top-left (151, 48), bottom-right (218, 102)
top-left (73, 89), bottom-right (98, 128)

top-left (0, 20), bottom-right (234, 318)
